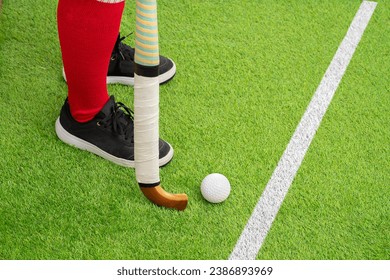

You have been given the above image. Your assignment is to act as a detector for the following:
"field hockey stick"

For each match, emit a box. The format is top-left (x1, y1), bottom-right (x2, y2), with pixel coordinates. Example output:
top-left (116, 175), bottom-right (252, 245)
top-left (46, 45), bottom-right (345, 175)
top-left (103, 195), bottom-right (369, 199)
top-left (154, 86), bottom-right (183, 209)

top-left (134, 0), bottom-right (188, 211)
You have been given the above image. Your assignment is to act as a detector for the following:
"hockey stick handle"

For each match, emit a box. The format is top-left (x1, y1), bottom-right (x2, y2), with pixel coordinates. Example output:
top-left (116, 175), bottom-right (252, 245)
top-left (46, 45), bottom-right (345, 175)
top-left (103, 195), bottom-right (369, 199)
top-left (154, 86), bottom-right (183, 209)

top-left (134, 0), bottom-right (160, 186)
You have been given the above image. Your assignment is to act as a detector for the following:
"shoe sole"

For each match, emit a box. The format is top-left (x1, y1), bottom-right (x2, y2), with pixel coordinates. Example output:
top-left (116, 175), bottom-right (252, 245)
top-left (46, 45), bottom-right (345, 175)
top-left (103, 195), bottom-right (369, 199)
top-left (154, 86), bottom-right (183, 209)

top-left (55, 118), bottom-right (174, 168)
top-left (62, 61), bottom-right (176, 86)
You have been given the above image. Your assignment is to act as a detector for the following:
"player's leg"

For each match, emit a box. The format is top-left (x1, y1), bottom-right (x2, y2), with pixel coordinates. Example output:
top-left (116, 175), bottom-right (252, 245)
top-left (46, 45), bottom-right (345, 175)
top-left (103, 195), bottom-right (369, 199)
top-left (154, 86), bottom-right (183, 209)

top-left (60, 0), bottom-right (176, 87)
top-left (56, 0), bottom-right (173, 167)
top-left (58, 0), bottom-right (124, 122)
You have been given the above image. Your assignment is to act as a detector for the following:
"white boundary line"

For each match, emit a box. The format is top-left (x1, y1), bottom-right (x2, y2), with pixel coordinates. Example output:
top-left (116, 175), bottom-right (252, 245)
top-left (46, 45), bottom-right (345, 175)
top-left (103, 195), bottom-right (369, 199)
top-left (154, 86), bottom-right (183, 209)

top-left (229, 1), bottom-right (377, 260)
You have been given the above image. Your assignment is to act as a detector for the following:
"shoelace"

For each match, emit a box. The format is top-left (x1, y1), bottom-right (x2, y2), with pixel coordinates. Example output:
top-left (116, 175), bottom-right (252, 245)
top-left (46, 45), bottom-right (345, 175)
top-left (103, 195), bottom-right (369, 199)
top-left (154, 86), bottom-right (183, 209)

top-left (116, 32), bottom-right (135, 61)
top-left (99, 102), bottom-right (134, 142)
top-left (119, 32), bottom-right (133, 42)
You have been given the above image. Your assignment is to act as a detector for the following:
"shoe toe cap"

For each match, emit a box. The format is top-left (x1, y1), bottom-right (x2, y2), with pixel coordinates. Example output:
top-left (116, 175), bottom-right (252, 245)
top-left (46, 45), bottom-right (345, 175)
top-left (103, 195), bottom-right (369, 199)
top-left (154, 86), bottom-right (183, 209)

top-left (159, 56), bottom-right (174, 72)
top-left (158, 139), bottom-right (173, 166)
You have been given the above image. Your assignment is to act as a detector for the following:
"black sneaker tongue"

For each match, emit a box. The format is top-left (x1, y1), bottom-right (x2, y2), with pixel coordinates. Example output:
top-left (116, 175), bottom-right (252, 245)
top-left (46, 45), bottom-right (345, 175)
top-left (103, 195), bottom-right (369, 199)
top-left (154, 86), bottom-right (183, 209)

top-left (96, 96), bottom-right (116, 119)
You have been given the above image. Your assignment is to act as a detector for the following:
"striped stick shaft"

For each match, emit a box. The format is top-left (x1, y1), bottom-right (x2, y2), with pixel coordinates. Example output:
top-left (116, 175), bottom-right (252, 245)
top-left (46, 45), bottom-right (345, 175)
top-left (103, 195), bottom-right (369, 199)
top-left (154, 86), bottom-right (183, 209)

top-left (134, 0), bottom-right (160, 186)
top-left (135, 0), bottom-right (159, 67)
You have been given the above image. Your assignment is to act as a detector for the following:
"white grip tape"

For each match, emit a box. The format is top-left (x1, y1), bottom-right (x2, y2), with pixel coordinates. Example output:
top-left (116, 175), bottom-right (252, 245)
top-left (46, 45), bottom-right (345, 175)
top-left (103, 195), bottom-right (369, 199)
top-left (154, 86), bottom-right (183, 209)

top-left (134, 74), bottom-right (160, 184)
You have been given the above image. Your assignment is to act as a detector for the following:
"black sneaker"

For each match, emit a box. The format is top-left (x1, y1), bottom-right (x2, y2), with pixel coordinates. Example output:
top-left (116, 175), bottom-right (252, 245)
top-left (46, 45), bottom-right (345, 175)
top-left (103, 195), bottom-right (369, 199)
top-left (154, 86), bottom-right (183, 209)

top-left (62, 33), bottom-right (176, 86)
top-left (55, 96), bottom-right (174, 168)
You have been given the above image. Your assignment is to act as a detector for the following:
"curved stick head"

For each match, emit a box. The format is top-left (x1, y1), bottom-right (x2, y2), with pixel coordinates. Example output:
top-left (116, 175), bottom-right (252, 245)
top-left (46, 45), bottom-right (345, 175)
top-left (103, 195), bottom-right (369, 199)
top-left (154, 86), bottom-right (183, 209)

top-left (140, 185), bottom-right (188, 211)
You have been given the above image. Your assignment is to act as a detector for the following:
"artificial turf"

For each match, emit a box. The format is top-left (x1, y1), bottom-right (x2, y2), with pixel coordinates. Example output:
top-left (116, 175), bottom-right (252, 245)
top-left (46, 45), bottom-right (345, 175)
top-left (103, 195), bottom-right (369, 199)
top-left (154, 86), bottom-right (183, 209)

top-left (0, 0), bottom-right (388, 259)
top-left (259, 0), bottom-right (390, 259)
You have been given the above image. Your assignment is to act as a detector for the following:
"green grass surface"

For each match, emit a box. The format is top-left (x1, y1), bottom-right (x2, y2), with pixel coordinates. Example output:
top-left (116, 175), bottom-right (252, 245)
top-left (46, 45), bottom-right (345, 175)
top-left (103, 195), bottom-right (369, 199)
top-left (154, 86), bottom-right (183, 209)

top-left (0, 0), bottom-right (388, 259)
top-left (259, 0), bottom-right (390, 259)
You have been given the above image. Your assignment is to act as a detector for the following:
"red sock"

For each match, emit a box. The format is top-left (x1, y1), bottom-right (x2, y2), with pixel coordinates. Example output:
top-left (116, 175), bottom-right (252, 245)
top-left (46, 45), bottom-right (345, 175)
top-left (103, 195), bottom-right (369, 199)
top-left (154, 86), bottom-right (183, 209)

top-left (57, 0), bottom-right (125, 122)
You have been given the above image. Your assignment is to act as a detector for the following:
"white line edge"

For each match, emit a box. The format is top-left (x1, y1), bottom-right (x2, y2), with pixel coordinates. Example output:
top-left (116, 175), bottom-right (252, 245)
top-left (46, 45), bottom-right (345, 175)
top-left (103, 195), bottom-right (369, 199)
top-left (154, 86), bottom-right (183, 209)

top-left (229, 1), bottom-right (377, 260)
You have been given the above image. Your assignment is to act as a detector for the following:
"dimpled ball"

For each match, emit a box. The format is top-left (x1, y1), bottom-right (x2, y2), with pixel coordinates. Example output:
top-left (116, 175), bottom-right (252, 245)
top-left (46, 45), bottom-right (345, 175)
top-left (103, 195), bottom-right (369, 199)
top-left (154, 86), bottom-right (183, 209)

top-left (201, 173), bottom-right (231, 203)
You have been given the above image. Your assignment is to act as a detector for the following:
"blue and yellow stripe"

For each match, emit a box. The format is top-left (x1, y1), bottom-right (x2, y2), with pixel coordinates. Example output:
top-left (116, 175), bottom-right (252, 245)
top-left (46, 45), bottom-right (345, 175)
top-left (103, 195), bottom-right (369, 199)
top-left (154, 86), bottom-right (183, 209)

top-left (135, 0), bottom-right (159, 67)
